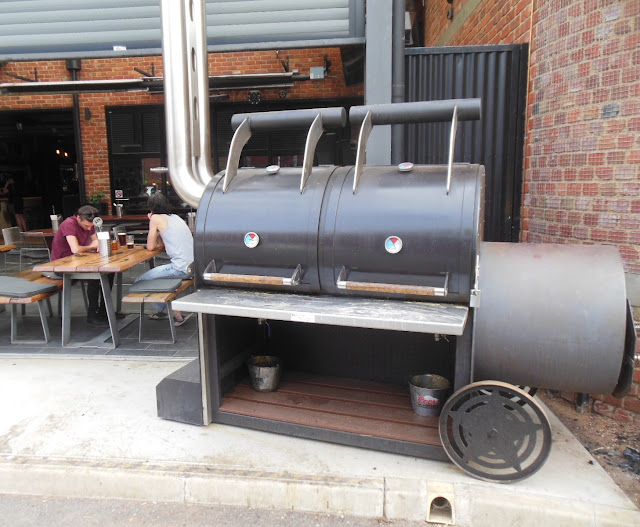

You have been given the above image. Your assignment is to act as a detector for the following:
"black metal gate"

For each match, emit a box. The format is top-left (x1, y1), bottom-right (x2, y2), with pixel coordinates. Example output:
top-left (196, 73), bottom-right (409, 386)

top-left (404, 44), bottom-right (528, 242)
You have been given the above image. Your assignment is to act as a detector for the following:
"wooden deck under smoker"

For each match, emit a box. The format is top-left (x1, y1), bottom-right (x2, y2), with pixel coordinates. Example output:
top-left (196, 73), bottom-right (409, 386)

top-left (220, 372), bottom-right (442, 447)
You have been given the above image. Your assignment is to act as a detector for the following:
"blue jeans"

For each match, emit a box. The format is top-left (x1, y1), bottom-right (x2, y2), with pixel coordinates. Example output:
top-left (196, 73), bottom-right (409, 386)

top-left (134, 263), bottom-right (189, 313)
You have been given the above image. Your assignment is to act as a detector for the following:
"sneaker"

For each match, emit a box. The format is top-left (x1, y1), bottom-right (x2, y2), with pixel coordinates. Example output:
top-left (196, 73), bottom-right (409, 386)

top-left (97, 311), bottom-right (127, 320)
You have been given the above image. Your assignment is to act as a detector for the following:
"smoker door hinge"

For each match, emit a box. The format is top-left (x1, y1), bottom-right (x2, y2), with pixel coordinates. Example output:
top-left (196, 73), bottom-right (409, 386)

top-left (470, 288), bottom-right (481, 307)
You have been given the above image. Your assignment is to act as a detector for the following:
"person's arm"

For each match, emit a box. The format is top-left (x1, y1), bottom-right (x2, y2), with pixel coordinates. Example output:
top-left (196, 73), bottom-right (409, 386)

top-left (146, 213), bottom-right (165, 251)
top-left (65, 235), bottom-right (98, 253)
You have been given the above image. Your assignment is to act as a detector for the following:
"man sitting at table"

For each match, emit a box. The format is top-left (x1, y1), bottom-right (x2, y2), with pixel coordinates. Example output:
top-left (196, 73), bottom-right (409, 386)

top-left (134, 193), bottom-right (194, 326)
top-left (51, 205), bottom-right (123, 326)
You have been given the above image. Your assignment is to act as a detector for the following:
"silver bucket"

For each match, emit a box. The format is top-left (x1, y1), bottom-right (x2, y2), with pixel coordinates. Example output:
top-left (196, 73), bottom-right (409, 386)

top-left (247, 356), bottom-right (281, 392)
top-left (408, 374), bottom-right (450, 416)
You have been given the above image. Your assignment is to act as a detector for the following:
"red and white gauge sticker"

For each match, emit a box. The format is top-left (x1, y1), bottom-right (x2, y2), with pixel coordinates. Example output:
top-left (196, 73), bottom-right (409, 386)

top-left (244, 232), bottom-right (260, 248)
top-left (385, 236), bottom-right (403, 254)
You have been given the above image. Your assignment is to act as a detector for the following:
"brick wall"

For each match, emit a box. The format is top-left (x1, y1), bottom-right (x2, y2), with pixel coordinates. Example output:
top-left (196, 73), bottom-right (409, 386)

top-left (0, 48), bottom-right (363, 203)
top-left (523, 0), bottom-right (640, 279)
top-left (424, 0), bottom-right (532, 47)
top-left (592, 345), bottom-right (640, 425)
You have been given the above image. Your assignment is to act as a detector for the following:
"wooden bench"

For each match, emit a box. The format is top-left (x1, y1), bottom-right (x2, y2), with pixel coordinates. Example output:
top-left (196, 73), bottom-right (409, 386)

top-left (122, 278), bottom-right (195, 343)
top-left (0, 270), bottom-right (63, 344)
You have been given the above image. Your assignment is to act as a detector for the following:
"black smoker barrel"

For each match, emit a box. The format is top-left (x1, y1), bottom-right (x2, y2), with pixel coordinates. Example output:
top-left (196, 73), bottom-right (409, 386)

top-left (196, 163), bottom-right (483, 304)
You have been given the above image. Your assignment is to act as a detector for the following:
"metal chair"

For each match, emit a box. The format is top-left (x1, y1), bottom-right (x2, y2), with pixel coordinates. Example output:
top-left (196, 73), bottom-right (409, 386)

top-left (19, 232), bottom-right (51, 270)
top-left (1, 227), bottom-right (23, 269)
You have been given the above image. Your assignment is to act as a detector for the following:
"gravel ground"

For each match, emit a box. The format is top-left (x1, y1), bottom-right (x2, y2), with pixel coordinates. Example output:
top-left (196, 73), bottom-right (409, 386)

top-left (539, 391), bottom-right (640, 509)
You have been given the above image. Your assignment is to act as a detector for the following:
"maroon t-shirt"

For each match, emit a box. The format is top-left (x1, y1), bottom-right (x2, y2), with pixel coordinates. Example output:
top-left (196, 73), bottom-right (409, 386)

top-left (51, 215), bottom-right (95, 260)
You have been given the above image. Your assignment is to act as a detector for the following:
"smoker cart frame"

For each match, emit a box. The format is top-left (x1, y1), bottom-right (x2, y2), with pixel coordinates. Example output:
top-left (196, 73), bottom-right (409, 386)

top-left (174, 288), bottom-right (472, 462)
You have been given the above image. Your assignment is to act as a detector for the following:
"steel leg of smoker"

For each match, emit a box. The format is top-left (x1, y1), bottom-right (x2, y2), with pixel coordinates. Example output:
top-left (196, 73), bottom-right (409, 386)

top-left (199, 313), bottom-right (213, 425)
top-left (453, 315), bottom-right (472, 391)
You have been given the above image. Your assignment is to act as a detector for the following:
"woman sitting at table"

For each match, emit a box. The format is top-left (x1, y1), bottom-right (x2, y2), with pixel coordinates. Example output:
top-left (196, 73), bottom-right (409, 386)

top-left (134, 193), bottom-right (194, 326)
top-left (51, 205), bottom-right (123, 326)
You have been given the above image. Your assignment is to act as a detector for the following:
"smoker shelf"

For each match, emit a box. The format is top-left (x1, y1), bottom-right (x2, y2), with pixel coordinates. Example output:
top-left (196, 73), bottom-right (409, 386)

top-left (173, 288), bottom-right (468, 335)
top-left (220, 372), bottom-right (442, 446)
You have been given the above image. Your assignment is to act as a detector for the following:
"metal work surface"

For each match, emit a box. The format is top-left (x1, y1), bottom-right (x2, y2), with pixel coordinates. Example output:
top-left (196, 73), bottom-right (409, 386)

top-left (173, 288), bottom-right (468, 335)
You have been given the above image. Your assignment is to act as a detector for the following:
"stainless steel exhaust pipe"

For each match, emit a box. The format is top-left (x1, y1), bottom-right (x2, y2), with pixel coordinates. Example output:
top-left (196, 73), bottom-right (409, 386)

top-left (160, 0), bottom-right (213, 208)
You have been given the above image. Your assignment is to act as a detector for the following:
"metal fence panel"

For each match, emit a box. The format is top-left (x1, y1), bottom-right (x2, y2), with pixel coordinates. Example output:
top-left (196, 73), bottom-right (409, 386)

top-left (405, 45), bottom-right (528, 242)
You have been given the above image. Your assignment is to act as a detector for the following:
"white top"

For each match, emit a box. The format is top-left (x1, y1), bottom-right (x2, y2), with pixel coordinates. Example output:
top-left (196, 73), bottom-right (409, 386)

top-left (160, 214), bottom-right (194, 273)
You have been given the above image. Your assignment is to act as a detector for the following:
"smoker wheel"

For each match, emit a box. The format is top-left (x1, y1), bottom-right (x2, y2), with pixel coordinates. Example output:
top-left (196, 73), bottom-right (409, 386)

top-left (439, 381), bottom-right (552, 483)
top-left (477, 385), bottom-right (538, 406)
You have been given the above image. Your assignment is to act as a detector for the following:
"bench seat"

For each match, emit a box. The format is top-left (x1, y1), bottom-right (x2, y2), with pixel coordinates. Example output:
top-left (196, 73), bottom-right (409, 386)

top-left (123, 278), bottom-right (194, 343)
top-left (0, 270), bottom-right (63, 344)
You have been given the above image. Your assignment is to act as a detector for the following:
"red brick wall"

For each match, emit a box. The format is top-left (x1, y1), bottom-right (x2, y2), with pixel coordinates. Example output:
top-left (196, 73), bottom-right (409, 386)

top-left (424, 0), bottom-right (532, 46)
top-left (523, 0), bottom-right (640, 278)
top-left (0, 49), bottom-right (362, 203)
top-left (592, 345), bottom-right (640, 424)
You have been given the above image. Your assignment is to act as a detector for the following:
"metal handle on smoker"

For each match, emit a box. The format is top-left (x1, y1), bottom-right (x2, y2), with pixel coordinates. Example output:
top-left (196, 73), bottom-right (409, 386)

top-left (203, 260), bottom-right (302, 287)
top-left (349, 99), bottom-right (481, 194)
top-left (223, 107), bottom-right (347, 194)
top-left (336, 267), bottom-right (449, 297)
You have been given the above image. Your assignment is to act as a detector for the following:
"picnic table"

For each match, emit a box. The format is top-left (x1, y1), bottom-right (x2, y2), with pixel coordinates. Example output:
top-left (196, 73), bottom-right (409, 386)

top-left (34, 245), bottom-right (162, 347)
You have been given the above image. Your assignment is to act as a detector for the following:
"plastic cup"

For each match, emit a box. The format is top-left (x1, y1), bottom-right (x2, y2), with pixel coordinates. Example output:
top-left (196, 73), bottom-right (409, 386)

top-left (117, 232), bottom-right (126, 246)
top-left (126, 235), bottom-right (135, 249)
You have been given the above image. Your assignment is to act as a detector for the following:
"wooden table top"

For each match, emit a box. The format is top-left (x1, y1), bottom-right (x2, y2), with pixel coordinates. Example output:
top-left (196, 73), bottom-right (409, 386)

top-left (33, 246), bottom-right (163, 274)
top-left (0, 244), bottom-right (16, 252)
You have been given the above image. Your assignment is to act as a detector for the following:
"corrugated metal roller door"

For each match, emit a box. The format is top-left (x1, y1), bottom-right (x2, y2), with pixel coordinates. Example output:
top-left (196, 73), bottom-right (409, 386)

top-left (0, 0), bottom-right (364, 61)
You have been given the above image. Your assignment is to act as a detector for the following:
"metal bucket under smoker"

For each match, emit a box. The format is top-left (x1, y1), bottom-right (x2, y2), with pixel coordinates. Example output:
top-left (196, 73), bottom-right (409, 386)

top-left (409, 374), bottom-right (450, 417)
top-left (247, 356), bottom-right (281, 392)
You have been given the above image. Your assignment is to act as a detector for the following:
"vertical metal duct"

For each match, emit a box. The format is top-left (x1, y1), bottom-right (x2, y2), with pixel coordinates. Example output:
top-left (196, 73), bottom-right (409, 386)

top-left (160, 0), bottom-right (213, 208)
top-left (66, 59), bottom-right (86, 202)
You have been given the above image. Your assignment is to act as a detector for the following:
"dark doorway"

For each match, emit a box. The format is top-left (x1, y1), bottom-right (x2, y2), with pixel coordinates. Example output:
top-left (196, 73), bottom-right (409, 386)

top-left (0, 109), bottom-right (77, 229)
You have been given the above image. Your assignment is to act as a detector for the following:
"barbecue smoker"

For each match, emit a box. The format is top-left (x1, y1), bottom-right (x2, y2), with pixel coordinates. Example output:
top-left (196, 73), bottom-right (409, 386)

top-left (160, 0), bottom-right (636, 483)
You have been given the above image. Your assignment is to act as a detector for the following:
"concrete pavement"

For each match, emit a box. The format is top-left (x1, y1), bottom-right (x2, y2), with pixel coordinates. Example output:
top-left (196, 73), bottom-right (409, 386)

top-left (0, 357), bottom-right (638, 526)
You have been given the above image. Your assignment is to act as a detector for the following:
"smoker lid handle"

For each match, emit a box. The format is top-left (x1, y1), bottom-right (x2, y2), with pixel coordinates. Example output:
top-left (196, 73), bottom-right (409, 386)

top-left (348, 99), bottom-right (481, 126)
top-left (231, 107), bottom-right (346, 132)
top-left (336, 267), bottom-right (449, 297)
top-left (203, 261), bottom-right (302, 287)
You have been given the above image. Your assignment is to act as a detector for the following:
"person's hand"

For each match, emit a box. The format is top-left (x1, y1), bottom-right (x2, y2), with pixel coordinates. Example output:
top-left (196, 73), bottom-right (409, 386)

top-left (89, 239), bottom-right (99, 251)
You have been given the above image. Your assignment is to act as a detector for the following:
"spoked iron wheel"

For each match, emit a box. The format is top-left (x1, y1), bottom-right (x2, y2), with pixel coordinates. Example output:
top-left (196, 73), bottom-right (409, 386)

top-left (478, 385), bottom-right (538, 406)
top-left (439, 381), bottom-right (552, 483)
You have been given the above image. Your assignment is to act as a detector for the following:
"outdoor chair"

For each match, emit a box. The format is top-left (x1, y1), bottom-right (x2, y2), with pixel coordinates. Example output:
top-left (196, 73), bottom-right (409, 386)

top-left (1, 227), bottom-right (23, 269)
top-left (20, 232), bottom-right (51, 270)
